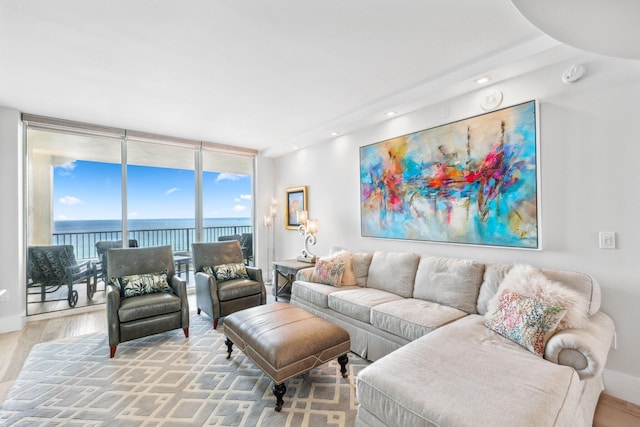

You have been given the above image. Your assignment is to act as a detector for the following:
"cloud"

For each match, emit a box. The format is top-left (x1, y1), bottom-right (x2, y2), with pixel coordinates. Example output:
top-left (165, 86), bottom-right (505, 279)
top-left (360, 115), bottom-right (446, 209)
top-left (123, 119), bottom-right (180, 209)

top-left (215, 173), bottom-right (244, 183)
top-left (56, 162), bottom-right (76, 176)
top-left (165, 187), bottom-right (179, 196)
top-left (240, 193), bottom-right (252, 200)
top-left (59, 195), bottom-right (82, 205)
top-left (129, 211), bottom-right (138, 217)
top-left (231, 205), bottom-right (247, 213)
top-left (57, 215), bottom-right (68, 220)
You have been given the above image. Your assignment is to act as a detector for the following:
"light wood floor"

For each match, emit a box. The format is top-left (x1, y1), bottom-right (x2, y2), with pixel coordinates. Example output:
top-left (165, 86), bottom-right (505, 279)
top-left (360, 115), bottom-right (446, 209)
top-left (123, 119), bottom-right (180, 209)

top-left (1, 299), bottom-right (638, 426)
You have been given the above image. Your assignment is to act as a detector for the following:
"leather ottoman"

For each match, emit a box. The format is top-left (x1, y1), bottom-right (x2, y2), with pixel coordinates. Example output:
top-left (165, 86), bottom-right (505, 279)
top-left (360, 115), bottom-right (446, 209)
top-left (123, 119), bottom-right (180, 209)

top-left (224, 302), bottom-right (351, 411)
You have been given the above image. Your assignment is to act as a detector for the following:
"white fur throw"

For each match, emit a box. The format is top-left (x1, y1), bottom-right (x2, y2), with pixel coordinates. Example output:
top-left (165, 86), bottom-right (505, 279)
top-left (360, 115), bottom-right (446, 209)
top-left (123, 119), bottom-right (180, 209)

top-left (486, 264), bottom-right (589, 330)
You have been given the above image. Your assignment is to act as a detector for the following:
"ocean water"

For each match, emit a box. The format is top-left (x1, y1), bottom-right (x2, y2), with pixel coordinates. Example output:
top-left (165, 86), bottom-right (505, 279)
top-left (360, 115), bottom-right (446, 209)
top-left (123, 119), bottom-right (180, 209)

top-left (52, 218), bottom-right (252, 259)
top-left (54, 217), bottom-right (251, 233)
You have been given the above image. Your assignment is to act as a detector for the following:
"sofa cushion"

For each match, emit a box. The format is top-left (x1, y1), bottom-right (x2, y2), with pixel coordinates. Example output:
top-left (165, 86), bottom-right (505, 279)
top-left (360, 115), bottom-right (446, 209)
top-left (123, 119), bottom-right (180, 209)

top-left (356, 315), bottom-right (584, 427)
top-left (351, 251), bottom-right (373, 287)
top-left (476, 262), bottom-right (512, 315)
top-left (413, 256), bottom-right (485, 314)
top-left (366, 251), bottom-right (420, 298)
top-left (292, 280), bottom-right (359, 308)
top-left (217, 279), bottom-right (263, 301)
top-left (485, 289), bottom-right (567, 356)
top-left (370, 298), bottom-right (467, 341)
top-left (477, 263), bottom-right (602, 316)
top-left (328, 288), bottom-right (403, 323)
top-left (118, 292), bottom-right (182, 323)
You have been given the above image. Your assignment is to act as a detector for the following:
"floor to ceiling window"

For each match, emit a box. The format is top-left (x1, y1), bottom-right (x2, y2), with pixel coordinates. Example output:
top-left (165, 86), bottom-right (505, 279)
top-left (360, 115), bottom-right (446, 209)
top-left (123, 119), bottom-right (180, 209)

top-left (24, 115), bottom-right (256, 316)
top-left (202, 149), bottom-right (254, 264)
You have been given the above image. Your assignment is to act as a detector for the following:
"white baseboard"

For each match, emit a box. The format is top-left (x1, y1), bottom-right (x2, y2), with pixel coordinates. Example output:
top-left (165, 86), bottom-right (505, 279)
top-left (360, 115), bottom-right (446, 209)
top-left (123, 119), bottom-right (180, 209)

top-left (603, 368), bottom-right (640, 406)
top-left (0, 314), bottom-right (25, 334)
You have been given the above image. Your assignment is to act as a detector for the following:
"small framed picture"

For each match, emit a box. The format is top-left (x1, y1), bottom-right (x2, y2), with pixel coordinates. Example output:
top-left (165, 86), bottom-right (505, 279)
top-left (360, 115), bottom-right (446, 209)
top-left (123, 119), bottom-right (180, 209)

top-left (285, 186), bottom-right (307, 229)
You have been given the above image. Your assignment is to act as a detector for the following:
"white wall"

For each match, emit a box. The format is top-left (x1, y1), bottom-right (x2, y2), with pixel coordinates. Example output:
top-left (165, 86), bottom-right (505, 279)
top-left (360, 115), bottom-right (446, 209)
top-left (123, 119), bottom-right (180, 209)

top-left (272, 55), bottom-right (640, 404)
top-left (0, 107), bottom-right (24, 332)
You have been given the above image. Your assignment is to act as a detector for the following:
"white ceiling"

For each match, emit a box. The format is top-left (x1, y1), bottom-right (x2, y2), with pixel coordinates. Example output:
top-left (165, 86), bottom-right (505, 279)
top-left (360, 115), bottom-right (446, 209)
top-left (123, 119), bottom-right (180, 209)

top-left (0, 0), bottom-right (590, 157)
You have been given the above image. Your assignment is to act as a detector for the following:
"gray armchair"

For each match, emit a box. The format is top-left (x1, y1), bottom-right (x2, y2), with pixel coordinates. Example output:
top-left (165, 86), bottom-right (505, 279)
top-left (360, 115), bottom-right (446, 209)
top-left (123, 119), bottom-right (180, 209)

top-left (192, 241), bottom-right (266, 329)
top-left (106, 245), bottom-right (189, 358)
top-left (95, 239), bottom-right (138, 284)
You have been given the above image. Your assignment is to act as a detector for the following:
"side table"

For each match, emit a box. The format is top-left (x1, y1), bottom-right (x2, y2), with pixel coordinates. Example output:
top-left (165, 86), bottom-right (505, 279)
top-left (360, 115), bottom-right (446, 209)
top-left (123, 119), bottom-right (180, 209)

top-left (272, 259), bottom-right (313, 301)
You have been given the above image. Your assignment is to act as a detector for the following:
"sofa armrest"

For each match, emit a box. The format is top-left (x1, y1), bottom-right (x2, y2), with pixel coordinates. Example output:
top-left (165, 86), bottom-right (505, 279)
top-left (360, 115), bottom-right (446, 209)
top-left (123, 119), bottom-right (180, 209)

top-left (170, 275), bottom-right (189, 327)
top-left (544, 311), bottom-right (615, 380)
top-left (296, 267), bottom-right (314, 282)
top-left (106, 284), bottom-right (121, 347)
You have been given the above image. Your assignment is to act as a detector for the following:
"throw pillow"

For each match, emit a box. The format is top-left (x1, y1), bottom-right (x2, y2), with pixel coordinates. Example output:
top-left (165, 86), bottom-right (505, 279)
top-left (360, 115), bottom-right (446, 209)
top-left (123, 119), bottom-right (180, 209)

top-left (110, 269), bottom-right (172, 298)
top-left (332, 250), bottom-right (357, 286)
top-left (311, 252), bottom-right (347, 286)
top-left (485, 289), bottom-right (567, 356)
top-left (486, 264), bottom-right (589, 330)
top-left (204, 263), bottom-right (249, 281)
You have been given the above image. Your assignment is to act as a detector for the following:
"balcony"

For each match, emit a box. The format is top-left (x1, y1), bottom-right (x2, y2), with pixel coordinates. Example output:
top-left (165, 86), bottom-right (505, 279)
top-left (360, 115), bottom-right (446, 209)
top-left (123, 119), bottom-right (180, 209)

top-left (28, 224), bottom-right (253, 315)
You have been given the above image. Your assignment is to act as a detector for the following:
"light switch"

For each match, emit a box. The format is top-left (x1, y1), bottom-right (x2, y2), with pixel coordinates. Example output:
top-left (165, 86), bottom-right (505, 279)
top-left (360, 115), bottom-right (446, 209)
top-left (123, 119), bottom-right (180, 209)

top-left (599, 232), bottom-right (616, 249)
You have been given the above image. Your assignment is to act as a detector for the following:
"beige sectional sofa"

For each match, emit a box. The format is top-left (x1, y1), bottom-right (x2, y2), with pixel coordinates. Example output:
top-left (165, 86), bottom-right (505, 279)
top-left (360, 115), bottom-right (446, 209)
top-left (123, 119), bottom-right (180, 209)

top-left (290, 250), bottom-right (615, 427)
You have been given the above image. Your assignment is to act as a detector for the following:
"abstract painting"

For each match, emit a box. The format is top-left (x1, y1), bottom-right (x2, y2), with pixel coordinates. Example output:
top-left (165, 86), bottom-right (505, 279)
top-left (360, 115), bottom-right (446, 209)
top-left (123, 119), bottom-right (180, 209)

top-left (360, 100), bottom-right (539, 248)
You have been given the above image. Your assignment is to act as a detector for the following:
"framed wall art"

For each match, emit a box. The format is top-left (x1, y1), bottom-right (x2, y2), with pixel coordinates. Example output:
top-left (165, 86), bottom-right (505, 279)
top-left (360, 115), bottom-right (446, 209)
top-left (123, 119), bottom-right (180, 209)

top-left (360, 100), bottom-right (540, 249)
top-left (285, 186), bottom-right (308, 229)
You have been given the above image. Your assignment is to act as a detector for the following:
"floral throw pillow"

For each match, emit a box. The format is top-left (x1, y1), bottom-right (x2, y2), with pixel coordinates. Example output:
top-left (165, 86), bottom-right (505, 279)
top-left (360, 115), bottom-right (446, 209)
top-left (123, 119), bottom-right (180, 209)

top-left (311, 253), bottom-right (347, 286)
top-left (110, 269), bottom-right (172, 298)
top-left (485, 289), bottom-right (567, 357)
top-left (204, 263), bottom-right (249, 281)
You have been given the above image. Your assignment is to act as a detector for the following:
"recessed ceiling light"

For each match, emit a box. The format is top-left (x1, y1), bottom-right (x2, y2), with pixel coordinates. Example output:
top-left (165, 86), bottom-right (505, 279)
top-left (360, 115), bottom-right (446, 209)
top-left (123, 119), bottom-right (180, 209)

top-left (385, 111), bottom-right (397, 117)
top-left (475, 76), bottom-right (491, 84)
top-left (330, 131), bottom-right (340, 137)
top-left (293, 146), bottom-right (300, 150)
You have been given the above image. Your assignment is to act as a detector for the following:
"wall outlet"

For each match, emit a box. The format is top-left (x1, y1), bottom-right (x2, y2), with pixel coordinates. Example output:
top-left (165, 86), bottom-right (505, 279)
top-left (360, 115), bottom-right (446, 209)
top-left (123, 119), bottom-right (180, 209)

top-left (611, 333), bottom-right (617, 350)
top-left (0, 289), bottom-right (8, 302)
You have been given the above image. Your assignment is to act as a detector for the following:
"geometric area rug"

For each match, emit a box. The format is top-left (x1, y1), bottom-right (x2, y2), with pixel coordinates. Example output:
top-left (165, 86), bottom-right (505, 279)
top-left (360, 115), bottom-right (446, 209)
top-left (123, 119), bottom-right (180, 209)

top-left (0, 313), bottom-right (370, 427)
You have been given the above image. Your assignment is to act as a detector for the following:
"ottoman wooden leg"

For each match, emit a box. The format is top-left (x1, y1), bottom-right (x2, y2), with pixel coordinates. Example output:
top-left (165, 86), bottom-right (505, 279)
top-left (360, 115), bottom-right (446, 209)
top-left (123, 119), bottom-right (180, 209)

top-left (338, 354), bottom-right (349, 378)
top-left (273, 382), bottom-right (286, 412)
top-left (225, 337), bottom-right (233, 359)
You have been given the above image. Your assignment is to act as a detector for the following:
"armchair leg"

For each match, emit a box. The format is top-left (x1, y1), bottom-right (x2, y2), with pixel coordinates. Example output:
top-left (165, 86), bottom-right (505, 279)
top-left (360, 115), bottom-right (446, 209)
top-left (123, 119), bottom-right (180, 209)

top-left (197, 307), bottom-right (201, 315)
top-left (110, 345), bottom-right (117, 358)
top-left (214, 319), bottom-right (219, 329)
top-left (183, 327), bottom-right (189, 337)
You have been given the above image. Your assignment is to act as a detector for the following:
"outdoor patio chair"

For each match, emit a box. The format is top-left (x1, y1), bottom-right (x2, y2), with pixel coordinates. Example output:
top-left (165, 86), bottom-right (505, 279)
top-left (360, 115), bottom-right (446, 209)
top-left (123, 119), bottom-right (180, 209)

top-left (106, 245), bottom-right (189, 358)
top-left (95, 239), bottom-right (138, 284)
top-left (239, 232), bottom-right (253, 265)
top-left (218, 234), bottom-right (241, 242)
top-left (192, 240), bottom-right (266, 329)
top-left (27, 245), bottom-right (96, 307)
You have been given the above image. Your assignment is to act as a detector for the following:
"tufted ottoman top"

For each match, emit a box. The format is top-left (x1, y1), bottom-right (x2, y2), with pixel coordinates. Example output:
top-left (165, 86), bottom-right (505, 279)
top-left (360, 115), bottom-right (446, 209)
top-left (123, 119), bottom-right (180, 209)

top-left (224, 302), bottom-right (350, 384)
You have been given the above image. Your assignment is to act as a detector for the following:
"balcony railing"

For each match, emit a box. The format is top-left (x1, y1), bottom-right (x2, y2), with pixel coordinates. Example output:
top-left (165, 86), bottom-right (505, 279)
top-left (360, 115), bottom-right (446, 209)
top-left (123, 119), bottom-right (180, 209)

top-left (52, 225), bottom-right (252, 260)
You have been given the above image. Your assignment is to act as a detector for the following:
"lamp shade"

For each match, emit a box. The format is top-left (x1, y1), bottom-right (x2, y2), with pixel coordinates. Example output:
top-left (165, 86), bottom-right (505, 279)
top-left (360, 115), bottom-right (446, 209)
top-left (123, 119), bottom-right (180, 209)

top-left (297, 210), bottom-right (308, 224)
top-left (306, 219), bottom-right (318, 234)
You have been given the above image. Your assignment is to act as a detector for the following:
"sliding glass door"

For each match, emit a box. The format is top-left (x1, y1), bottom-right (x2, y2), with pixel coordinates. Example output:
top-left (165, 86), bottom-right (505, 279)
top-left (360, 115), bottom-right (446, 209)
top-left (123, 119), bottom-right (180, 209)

top-left (26, 128), bottom-right (122, 315)
top-left (202, 150), bottom-right (254, 265)
top-left (24, 117), bottom-right (256, 316)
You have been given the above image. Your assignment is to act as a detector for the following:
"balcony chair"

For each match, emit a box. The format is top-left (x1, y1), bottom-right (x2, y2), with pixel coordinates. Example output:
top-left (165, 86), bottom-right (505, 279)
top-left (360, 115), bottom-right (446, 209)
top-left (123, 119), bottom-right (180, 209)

top-left (218, 234), bottom-right (241, 242)
top-left (192, 240), bottom-right (266, 329)
top-left (27, 245), bottom-right (96, 307)
top-left (95, 239), bottom-right (138, 284)
top-left (239, 232), bottom-right (253, 265)
top-left (106, 245), bottom-right (189, 358)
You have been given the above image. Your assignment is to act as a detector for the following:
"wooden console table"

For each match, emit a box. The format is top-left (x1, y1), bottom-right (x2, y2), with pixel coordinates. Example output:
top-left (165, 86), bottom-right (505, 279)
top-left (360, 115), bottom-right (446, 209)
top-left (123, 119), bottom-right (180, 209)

top-left (272, 259), bottom-right (313, 301)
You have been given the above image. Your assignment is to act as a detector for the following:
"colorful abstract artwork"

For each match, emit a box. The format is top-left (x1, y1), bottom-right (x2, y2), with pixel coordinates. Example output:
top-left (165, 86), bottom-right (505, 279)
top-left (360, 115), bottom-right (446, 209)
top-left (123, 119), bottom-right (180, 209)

top-left (360, 100), bottom-right (539, 248)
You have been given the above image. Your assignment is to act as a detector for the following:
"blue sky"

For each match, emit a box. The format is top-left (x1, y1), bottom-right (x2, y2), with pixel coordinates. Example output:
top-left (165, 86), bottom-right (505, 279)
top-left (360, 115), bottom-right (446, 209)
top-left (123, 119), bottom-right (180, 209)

top-left (54, 160), bottom-right (252, 220)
